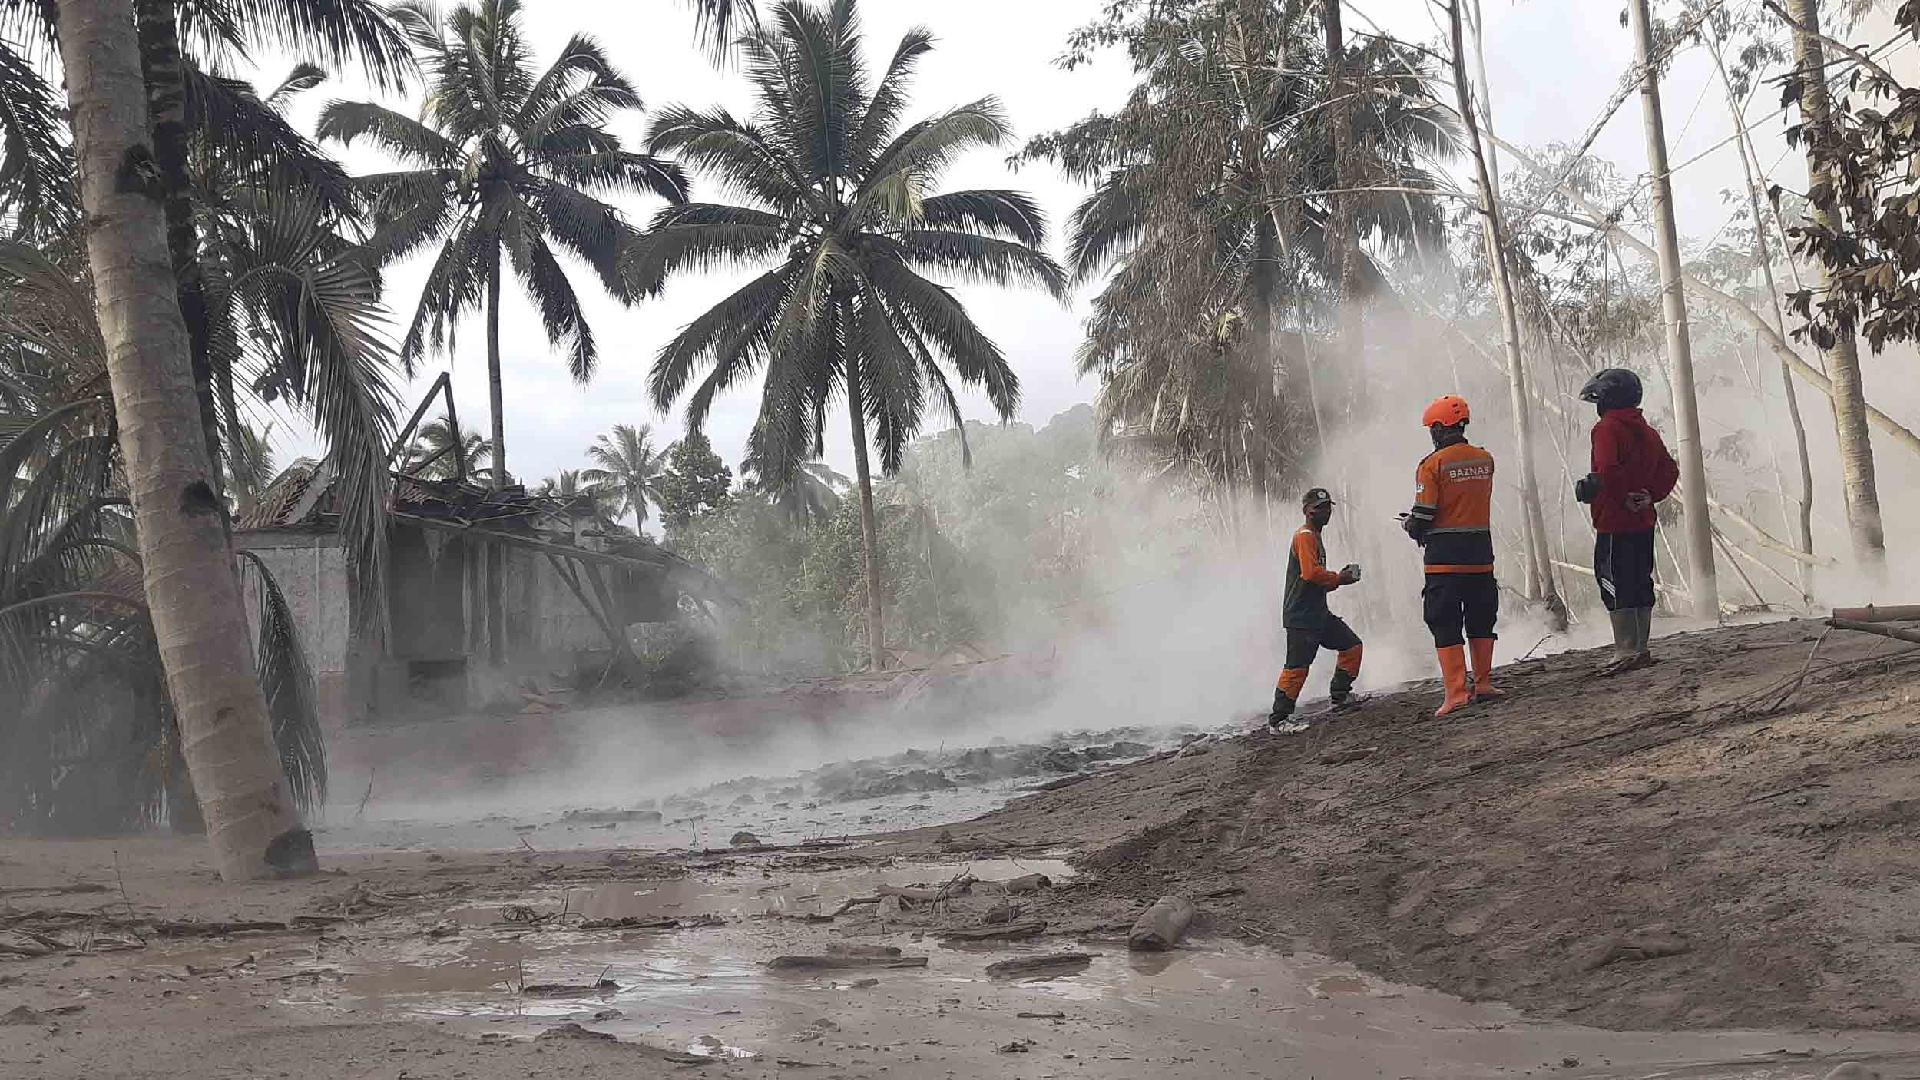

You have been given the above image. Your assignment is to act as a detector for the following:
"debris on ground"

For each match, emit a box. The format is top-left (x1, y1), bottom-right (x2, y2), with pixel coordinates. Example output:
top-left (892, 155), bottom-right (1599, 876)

top-left (938, 921), bottom-right (1046, 943)
top-left (1128, 896), bottom-right (1195, 952)
top-left (521, 979), bottom-right (620, 998)
top-left (928, 618), bottom-right (1920, 1030)
top-left (985, 953), bottom-right (1094, 979)
top-left (560, 808), bottom-right (661, 825)
top-left (536, 1022), bottom-right (617, 1042)
top-left (765, 954), bottom-right (929, 971)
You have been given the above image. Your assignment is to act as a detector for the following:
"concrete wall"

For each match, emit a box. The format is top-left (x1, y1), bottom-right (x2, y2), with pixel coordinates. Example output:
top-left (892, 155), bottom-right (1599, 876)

top-left (234, 530), bottom-right (356, 738)
top-left (236, 524), bottom-right (673, 724)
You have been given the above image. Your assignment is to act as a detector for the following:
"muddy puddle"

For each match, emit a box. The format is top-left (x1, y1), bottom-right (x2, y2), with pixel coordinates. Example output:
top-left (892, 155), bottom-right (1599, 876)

top-left (140, 858), bottom-right (1920, 1079)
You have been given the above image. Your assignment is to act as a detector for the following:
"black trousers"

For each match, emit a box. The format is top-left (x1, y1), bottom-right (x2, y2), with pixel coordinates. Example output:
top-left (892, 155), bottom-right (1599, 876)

top-left (1283, 616), bottom-right (1362, 668)
top-left (1422, 573), bottom-right (1498, 648)
top-left (1594, 529), bottom-right (1657, 611)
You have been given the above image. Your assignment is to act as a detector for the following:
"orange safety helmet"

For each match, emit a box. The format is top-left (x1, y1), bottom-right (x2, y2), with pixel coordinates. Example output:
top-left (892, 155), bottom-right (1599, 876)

top-left (1421, 395), bottom-right (1471, 428)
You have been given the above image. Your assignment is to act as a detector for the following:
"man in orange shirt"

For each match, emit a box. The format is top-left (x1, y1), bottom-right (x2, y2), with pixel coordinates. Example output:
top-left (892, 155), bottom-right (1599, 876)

top-left (1269, 487), bottom-right (1362, 729)
top-left (1402, 396), bottom-right (1503, 718)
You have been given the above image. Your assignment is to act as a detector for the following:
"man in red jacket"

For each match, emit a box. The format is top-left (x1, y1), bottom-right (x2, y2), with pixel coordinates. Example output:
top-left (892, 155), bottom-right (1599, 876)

top-left (1575, 369), bottom-right (1678, 675)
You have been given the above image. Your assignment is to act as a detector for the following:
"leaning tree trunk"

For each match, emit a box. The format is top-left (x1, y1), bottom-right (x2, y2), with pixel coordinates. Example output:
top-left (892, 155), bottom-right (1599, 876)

top-left (1786, 0), bottom-right (1886, 565)
top-left (844, 347), bottom-right (887, 671)
top-left (1628, 0), bottom-right (1720, 619)
top-left (1447, 0), bottom-right (1567, 629)
top-left (56, 0), bottom-right (314, 882)
top-left (132, 0), bottom-right (224, 500)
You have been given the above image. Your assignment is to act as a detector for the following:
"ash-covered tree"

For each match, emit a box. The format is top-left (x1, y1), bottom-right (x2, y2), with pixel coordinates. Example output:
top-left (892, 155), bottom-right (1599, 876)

top-left (655, 432), bottom-right (734, 535)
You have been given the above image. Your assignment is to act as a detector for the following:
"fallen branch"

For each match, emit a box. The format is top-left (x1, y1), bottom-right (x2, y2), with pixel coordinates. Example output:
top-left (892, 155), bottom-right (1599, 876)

top-left (985, 952), bottom-right (1094, 979)
top-left (939, 921), bottom-right (1047, 943)
top-left (1831, 605), bottom-right (1920, 623)
top-left (766, 954), bottom-right (929, 972)
top-left (1827, 618), bottom-right (1920, 646)
top-left (1495, 135), bottom-right (1920, 459)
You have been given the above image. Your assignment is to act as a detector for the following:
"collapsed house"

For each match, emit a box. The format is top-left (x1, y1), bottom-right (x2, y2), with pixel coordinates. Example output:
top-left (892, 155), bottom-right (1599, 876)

top-left (233, 459), bottom-right (731, 739)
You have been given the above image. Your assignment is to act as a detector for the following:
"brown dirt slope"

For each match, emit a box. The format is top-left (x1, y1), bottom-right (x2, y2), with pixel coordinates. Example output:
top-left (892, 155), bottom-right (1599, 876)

top-left (933, 618), bottom-right (1920, 1032)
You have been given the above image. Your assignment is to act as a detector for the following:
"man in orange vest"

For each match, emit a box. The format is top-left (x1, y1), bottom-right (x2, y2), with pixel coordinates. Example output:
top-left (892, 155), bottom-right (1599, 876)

top-left (1401, 396), bottom-right (1504, 717)
top-left (1269, 487), bottom-right (1363, 729)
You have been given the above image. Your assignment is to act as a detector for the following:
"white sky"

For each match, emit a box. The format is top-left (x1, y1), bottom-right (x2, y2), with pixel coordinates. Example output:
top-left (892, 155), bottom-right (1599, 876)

top-left (258, 0), bottom-right (1903, 488)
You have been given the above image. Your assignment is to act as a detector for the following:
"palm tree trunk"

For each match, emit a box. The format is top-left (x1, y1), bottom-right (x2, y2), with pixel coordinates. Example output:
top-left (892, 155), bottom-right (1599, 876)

top-left (485, 245), bottom-right (507, 489)
top-left (56, 0), bottom-right (314, 882)
top-left (1707, 29), bottom-right (1815, 599)
top-left (844, 348), bottom-right (887, 671)
top-left (1447, 0), bottom-right (1567, 629)
top-left (483, 245), bottom-right (506, 666)
top-left (1786, 0), bottom-right (1886, 565)
top-left (132, 0), bottom-right (224, 500)
top-left (1628, 0), bottom-right (1720, 619)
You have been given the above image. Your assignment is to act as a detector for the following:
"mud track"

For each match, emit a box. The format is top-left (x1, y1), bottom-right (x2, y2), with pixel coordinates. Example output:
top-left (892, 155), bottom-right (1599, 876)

top-left (891, 617), bottom-right (1920, 1031)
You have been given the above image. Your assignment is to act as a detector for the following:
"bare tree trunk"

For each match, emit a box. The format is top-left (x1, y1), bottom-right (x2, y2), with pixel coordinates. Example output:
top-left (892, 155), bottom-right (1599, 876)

top-left (1628, 0), bottom-right (1720, 620)
top-left (57, 0), bottom-right (313, 882)
top-left (1447, 0), bottom-right (1567, 628)
top-left (133, 0), bottom-right (224, 500)
top-left (1786, 0), bottom-right (1886, 565)
top-left (1493, 133), bottom-right (1920, 460)
top-left (845, 347), bottom-right (887, 671)
top-left (1707, 29), bottom-right (1815, 599)
top-left (1322, 0), bottom-right (1365, 380)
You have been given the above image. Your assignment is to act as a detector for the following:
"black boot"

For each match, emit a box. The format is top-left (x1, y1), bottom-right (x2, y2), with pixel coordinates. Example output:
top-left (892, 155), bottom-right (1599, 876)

top-left (1268, 689), bottom-right (1297, 728)
top-left (1329, 668), bottom-right (1357, 706)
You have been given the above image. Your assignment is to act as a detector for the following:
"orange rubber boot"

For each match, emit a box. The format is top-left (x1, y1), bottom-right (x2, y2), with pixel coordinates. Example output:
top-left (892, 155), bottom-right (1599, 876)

top-left (1434, 645), bottom-right (1472, 718)
top-left (1469, 638), bottom-right (1504, 702)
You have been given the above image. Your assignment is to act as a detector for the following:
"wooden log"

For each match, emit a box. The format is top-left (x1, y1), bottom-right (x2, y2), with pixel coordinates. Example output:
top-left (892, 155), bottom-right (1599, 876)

top-left (939, 921), bottom-right (1047, 943)
top-left (1827, 618), bottom-right (1920, 646)
top-left (824, 944), bottom-right (902, 958)
top-left (985, 952), bottom-right (1093, 979)
top-left (1830, 605), bottom-right (1920, 624)
top-left (765, 954), bottom-right (928, 972)
top-left (1127, 896), bottom-right (1196, 952)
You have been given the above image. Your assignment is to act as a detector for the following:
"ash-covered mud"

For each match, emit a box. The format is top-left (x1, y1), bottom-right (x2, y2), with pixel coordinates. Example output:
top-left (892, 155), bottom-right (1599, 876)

top-left (321, 724), bottom-right (1216, 854)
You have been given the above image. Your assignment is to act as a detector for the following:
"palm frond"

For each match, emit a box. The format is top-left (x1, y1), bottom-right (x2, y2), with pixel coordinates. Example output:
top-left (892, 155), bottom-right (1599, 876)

top-left (215, 0), bottom-right (415, 91)
top-left (0, 38), bottom-right (75, 243)
top-left (317, 100), bottom-right (462, 168)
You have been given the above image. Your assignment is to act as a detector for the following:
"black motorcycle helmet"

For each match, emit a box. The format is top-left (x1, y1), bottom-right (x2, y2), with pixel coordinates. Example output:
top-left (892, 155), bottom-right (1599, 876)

top-left (1579, 368), bottom-right (1643, 412)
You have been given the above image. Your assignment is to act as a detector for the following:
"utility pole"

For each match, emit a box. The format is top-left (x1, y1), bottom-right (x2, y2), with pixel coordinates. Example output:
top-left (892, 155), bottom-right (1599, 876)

top-left (1627, 0), bottom-right (1719, 619)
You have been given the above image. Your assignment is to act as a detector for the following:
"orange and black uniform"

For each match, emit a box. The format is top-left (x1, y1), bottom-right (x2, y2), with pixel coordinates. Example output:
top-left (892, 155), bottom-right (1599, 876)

top-left (1277, 524), bottom-right (1362, 704)
top-left (1406, 438), bottom-right (1499, 648)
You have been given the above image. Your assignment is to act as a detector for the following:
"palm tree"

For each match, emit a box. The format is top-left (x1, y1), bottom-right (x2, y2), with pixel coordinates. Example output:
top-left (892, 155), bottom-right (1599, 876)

top-left (319, 0), bottom-right (689, 488)
top-left (627, 0), bottom-right (1066, 668)
top-left (405, 415), bottom-right (492, 483)
top-left (746, 455), bottom-right (845, 528)
top-left (47, 0), bottom-right (312, 879)
top-left (581, 423), bottom-right (667, 531)
top-left (537, 468), bottom-right (618, 526)
top-left (1036, 0), bottom-right (1456, 503)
